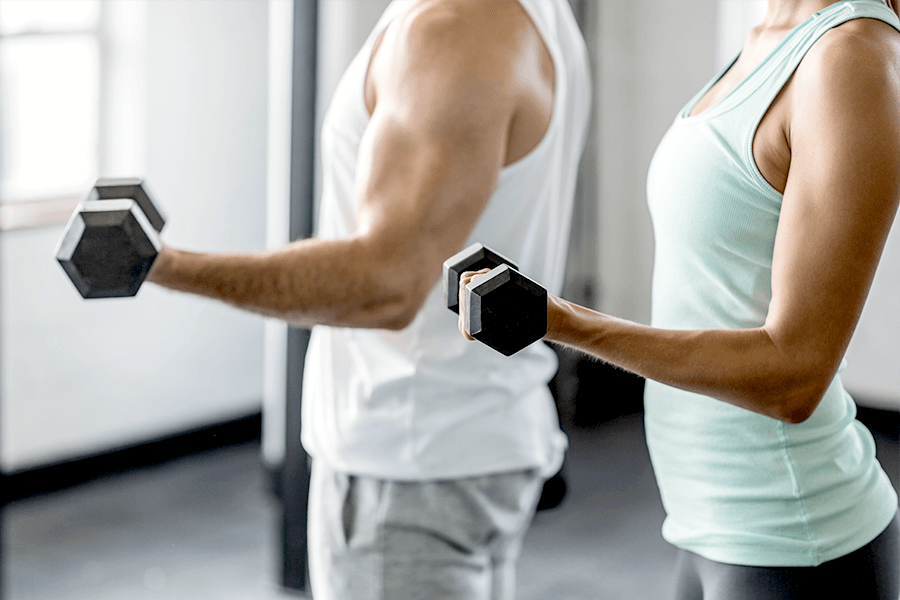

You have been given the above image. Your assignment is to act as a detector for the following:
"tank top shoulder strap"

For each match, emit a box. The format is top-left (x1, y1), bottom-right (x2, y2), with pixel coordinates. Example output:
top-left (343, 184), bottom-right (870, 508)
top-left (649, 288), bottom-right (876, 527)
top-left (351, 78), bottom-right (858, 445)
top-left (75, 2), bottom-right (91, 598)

top-left (744, 0), bottom-right (900, 114)
top-left (514, 0), bottom-right (564, 60)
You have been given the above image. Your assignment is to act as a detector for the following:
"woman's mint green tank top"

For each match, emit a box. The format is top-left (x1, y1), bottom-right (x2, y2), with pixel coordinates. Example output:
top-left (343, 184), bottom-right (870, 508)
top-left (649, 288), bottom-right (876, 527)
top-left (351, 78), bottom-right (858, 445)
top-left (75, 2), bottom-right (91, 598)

top-left (645, 0), bottom-right (899, 567)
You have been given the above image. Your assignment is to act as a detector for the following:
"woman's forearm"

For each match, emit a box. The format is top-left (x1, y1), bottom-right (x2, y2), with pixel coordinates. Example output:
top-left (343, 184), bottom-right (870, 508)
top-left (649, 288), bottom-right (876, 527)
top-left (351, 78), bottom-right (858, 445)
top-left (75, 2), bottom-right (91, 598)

top-left (545, 295), bottom-right (834, 423)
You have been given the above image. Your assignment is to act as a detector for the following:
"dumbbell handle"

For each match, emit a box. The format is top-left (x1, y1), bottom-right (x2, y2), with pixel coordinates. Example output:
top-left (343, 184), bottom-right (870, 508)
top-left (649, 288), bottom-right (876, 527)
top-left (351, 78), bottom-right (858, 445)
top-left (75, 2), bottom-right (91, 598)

top-left (458, 254), bottom-right (548, 357)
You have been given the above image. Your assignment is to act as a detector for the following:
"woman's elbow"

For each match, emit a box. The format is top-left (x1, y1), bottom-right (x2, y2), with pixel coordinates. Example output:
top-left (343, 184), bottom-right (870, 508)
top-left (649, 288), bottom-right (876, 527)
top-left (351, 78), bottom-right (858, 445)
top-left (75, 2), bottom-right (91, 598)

top-left (754, 330), bottom-right (840, 424)
top-left (779, 402), bottom-right (817, 425)
top-left (770, 374), bottom-right (833, 424)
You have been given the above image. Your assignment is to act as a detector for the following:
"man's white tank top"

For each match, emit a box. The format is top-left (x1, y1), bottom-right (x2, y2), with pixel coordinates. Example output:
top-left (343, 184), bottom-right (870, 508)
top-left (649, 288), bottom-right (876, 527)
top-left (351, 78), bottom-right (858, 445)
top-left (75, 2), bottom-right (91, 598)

top-left (301, 0), bottom-right (592, 480)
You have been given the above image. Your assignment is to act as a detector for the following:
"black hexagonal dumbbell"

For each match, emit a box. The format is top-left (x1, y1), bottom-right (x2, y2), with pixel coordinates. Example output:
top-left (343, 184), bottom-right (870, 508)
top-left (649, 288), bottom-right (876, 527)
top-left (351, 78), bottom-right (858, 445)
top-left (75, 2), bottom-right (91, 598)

top-left (443, 243), bottom-right (547, 356)
top-left (463, 263), bottom-right (547, 356)
top-left (55, 178), bottom-right (166, 299)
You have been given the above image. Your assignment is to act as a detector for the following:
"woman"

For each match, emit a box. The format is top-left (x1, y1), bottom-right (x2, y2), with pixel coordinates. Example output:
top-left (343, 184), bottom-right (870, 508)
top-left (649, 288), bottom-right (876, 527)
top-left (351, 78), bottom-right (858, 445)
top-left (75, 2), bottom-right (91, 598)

top-left (460, 0), bottom-right (900, 597)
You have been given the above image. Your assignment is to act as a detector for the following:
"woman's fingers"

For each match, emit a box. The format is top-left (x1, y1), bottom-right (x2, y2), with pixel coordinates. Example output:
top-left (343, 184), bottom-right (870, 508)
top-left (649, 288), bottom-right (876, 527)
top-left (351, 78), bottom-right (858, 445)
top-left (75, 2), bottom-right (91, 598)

top-left (457, 268), bottom-right (491, 340)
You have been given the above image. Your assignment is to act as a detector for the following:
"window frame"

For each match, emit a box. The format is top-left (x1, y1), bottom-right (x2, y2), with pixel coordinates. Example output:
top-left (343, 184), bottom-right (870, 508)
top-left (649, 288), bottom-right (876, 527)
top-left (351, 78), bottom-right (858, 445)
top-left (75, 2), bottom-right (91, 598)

top-left (0, 1), bottom-right (106, 231)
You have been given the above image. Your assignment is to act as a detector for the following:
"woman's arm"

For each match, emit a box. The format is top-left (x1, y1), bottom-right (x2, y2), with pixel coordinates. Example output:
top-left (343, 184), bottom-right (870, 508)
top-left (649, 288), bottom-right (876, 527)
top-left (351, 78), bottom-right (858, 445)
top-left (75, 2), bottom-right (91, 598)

top-left (521, 20), bottom-right (900, 423)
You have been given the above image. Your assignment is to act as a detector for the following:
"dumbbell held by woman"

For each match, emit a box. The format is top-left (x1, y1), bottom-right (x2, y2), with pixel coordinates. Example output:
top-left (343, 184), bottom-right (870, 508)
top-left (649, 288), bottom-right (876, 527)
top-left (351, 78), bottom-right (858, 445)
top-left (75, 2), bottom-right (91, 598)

top-left (443, 243), bottom-right (547, 356)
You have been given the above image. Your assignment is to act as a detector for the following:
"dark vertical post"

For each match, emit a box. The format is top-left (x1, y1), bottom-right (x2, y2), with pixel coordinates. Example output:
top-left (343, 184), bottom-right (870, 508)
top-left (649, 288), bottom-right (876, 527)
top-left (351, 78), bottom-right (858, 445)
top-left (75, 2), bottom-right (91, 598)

top-left (280, 0), bottom-right (317, 593)
top-left (0, 33), bottom-right (5, 595)
top-left (0, 482), bottom-right (4, 600)
top-left (0, 479), bottom-right (4, 600)
top-left (1, 132), bottom-right (6, 600)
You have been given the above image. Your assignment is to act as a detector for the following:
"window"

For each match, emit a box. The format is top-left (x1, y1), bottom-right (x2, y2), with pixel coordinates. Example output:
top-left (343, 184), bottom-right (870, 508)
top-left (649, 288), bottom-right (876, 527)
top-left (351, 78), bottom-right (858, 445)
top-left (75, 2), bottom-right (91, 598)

top-left (0, 0), bottom-right (145, 231)
top-left (0, 1), bottom-right (101, 207)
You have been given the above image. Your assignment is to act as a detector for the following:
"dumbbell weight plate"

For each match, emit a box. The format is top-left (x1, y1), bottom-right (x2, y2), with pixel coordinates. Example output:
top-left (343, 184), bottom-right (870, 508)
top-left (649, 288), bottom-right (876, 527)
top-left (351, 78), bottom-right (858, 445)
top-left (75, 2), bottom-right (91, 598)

top-left (464, 264), bottom-right (547, 356)
top-left (442, 243), bottom-right (518, 313)
top-left (90, 177), bottom-right (166, 232)
top-left (56, 199), bottom-right (161, 298)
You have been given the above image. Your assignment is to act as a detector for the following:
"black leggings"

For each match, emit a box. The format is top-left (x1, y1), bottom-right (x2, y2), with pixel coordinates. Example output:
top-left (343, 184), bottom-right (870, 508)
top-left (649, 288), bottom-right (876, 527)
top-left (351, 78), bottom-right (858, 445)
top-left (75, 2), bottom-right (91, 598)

top-left (672, 512), bottom-right (900, 600)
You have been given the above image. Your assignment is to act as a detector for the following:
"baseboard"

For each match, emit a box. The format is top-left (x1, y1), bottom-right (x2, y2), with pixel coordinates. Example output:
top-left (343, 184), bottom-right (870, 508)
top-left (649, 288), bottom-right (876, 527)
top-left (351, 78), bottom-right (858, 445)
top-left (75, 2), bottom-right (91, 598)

top-left (3, 412), bottom-right (262, 503)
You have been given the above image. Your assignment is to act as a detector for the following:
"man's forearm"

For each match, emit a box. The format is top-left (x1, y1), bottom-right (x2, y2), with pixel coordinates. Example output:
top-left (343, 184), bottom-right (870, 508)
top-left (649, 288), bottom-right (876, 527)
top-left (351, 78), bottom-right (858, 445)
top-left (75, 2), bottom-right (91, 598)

top-left (146, 237), bottom-right (420, 330)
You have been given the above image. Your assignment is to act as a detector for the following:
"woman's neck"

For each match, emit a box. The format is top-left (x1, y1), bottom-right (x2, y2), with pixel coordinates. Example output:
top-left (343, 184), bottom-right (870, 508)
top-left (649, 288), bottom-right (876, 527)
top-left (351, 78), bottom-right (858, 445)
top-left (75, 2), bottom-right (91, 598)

top-left (762, 0), bottom-right (839, 29)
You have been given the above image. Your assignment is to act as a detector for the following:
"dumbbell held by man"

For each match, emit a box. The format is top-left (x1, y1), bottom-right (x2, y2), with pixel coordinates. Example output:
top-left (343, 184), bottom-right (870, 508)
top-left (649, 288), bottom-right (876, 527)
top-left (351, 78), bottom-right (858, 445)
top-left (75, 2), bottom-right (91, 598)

top-left (443, 243), bottom-right (547, 356)
top-left (55, 178), bottom-right (166, 299)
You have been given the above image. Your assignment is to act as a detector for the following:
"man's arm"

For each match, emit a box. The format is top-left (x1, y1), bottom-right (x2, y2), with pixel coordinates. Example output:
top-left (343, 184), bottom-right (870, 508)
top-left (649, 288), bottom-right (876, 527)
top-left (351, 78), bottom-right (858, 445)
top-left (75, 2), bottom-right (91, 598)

top-left (538, 21), bottom-right (900, 423)
top-left (148, 1), bottom-right (535, 329)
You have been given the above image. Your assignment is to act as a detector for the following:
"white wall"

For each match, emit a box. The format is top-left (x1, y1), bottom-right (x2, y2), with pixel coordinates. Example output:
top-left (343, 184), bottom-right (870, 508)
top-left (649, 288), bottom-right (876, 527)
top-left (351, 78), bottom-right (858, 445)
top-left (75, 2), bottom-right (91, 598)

top-left (843, 223), bottom-right (900, 409)
top-left (715, 0), bottom-right (766, 69)
top-left (1, 0), bottom-right (269, 473)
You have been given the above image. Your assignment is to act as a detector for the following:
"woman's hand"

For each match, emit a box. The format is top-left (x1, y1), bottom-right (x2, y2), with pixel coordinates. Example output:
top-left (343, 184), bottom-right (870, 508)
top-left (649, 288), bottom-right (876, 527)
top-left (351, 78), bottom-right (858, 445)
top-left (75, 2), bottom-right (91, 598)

top-left (457, 268), bottom-right (491, 340)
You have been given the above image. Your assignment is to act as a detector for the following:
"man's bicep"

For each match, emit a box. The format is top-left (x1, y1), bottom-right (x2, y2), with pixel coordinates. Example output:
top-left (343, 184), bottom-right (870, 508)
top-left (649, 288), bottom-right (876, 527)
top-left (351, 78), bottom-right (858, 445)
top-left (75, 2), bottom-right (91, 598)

top-left (349, 0), bottom-right (524, 304)
top-left (354, 77), bottom-right (512, 277)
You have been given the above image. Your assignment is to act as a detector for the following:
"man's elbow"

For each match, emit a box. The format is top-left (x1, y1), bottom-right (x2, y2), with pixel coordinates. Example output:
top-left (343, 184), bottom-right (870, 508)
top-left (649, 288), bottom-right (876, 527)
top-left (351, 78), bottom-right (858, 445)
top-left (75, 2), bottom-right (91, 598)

top-left (376, 295), bottom-right (419, 330)
top-left (381, 310), bottom-right (417, 331)
top-left (362, 279), bottom-right (430, 331)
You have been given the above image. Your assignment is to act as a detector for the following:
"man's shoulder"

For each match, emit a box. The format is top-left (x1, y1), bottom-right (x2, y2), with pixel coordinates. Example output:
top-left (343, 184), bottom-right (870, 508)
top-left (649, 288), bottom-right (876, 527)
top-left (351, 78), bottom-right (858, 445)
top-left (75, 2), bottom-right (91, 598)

top-left (398, 0), bottom-right (528, 35)
top-left (391, 0), bottom-right (531, 73)
top-left (366, 0), bottom-right (550, 125)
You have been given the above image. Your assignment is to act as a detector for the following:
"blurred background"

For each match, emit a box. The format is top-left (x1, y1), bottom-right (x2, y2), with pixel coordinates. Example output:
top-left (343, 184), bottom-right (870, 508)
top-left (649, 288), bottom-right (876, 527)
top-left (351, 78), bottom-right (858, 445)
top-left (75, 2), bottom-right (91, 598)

top-left (0, 1), bottom-right (896, 598)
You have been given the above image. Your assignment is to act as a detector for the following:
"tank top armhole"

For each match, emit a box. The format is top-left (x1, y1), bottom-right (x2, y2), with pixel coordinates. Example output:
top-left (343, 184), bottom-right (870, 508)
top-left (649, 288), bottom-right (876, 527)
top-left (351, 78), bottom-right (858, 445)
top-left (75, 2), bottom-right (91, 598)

top-left (501, 0), bottom-right (567, 174)
top-left (352, 1), bottom-right (415, 123)
top-left (744, 4), bottom-right (900, 200)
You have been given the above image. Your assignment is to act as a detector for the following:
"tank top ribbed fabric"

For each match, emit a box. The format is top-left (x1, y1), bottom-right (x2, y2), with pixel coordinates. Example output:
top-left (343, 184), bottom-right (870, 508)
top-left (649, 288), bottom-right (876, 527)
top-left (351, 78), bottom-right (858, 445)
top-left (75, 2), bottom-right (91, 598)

top-left (301, 1), bottom-right (591, 481)
top-left (644, 0), bottom-right (899, 566)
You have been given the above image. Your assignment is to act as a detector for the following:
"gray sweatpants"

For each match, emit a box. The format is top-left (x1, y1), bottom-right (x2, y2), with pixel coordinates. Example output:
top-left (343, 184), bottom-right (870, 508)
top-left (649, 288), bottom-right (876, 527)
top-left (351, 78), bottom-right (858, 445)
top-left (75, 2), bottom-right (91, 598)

top-left (307, 460), bottom-right (545, 600)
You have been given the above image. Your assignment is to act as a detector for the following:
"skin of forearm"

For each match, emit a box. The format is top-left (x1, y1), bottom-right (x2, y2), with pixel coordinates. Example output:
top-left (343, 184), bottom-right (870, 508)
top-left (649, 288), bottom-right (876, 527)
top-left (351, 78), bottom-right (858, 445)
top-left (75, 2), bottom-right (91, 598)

top-left (146, 235), bottom-right (426, 330)
top-left (545, 296), bottom-right (833, 423)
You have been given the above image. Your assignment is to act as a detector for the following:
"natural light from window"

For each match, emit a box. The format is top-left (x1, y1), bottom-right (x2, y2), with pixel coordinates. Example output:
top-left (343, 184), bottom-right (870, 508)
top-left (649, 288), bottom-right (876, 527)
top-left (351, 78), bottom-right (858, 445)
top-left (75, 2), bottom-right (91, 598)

top-left (0, 0), bottom-right (101, 204)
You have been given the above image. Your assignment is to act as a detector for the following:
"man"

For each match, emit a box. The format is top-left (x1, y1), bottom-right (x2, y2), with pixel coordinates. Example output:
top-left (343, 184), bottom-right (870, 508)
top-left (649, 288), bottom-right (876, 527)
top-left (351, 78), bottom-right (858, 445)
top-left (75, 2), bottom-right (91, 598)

top-left (148, 1), bottom-right (591, 597)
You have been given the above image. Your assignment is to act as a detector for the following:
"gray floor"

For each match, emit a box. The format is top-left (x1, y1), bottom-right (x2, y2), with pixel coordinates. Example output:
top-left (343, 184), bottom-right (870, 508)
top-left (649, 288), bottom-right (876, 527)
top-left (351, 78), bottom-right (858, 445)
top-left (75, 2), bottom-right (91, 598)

top-left (5, 412), bottom-right (898, 600)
